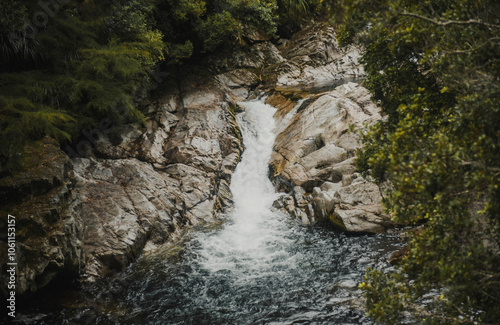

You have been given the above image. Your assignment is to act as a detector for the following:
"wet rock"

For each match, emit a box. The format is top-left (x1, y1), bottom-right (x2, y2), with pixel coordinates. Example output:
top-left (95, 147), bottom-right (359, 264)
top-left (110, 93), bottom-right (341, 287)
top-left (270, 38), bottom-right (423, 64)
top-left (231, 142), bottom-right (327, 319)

top-left (273, 186), bottom-right (316, 224)
top-left (74, 80), bottom-right (243, 280)
top-left (292, 186), bottom-right (308, 208)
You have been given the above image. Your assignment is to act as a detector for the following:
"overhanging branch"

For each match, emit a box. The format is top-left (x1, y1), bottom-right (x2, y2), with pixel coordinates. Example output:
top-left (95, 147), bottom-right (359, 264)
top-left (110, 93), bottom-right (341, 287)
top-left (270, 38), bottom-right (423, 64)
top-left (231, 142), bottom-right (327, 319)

top-left (401, 12), bottom-right (500, 30)
top-left (460, 161), bottom-right (500, 172)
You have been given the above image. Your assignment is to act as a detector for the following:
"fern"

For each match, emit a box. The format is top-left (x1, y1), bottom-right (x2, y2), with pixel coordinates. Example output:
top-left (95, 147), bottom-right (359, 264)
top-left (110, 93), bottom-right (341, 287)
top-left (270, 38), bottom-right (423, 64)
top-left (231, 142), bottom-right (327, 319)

top-left (0, 96), bottom-right (76, 173)
top-left (286, 0), bottom-right (310, 13)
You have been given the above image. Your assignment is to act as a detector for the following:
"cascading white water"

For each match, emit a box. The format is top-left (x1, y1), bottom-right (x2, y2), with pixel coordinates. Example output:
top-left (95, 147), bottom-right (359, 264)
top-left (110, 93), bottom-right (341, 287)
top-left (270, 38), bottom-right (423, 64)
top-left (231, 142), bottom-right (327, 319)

top-left (196, 100), bottom-right (295, 281)
top-left (231, 100), bottom-right (278, 212)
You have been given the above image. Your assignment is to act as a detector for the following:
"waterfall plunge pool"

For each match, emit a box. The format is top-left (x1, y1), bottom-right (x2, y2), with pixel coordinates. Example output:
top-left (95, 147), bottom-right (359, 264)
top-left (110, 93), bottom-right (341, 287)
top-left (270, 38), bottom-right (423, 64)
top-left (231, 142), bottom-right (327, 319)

top-left (14, 100), bottom-right (403, 325)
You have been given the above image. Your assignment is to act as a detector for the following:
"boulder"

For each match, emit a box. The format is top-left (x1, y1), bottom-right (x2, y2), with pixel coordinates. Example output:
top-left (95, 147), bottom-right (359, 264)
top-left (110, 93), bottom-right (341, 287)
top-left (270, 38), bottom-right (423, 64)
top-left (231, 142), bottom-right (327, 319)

top-left (310, 176), bottom-right (391, 233)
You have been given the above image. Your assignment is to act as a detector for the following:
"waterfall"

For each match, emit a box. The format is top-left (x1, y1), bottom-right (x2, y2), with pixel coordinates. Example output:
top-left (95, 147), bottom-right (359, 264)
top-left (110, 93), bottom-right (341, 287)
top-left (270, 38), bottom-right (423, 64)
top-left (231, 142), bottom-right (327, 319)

top-left (230, 101), bottom-right (279, 219)
top-left (22, 100), bottom-right (402, 325)
top-left (196, 100), bottom-right (293, 281)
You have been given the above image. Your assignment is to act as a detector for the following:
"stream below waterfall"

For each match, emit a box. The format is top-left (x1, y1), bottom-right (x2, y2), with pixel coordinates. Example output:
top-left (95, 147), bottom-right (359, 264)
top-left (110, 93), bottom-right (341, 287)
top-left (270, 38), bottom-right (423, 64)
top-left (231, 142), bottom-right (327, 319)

top-left (15, 101), bottom-right (402, 325)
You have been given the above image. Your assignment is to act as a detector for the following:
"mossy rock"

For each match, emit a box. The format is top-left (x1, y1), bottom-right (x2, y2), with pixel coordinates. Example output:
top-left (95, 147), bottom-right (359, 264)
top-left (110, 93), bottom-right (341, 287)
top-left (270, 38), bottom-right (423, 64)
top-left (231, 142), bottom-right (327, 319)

top-left (0, 137), bottom-right (70, 204)
top-left (328, 212), bottom-right (347, 231)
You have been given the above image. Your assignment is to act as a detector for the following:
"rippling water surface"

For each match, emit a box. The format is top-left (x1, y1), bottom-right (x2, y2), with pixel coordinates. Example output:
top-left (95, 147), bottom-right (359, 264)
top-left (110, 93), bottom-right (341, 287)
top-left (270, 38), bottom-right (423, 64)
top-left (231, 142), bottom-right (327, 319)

top-left (16, 101), bottom-right (401, 325)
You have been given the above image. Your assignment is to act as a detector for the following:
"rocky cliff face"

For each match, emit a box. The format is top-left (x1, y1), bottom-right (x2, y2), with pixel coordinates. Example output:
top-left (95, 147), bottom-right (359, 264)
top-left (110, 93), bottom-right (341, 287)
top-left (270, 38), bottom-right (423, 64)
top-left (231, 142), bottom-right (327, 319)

top-left (0, 78), bottom-right (243, 295)
top-left (272, 23), bottom-right (364, 92)
top-left (0, 138), bottom-right (83, 295)
top-left (0, 22), bottom-right (392, 296)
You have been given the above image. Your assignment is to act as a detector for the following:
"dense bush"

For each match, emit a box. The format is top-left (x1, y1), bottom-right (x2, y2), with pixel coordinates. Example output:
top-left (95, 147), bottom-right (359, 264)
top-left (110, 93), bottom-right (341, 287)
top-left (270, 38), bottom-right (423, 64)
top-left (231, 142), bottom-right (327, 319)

top-left (333, 0), bottom-right (500, 323)
top-left (155, 0), bottom-right (325, 57)
top-left (0, 0), bottom-right (164, 173)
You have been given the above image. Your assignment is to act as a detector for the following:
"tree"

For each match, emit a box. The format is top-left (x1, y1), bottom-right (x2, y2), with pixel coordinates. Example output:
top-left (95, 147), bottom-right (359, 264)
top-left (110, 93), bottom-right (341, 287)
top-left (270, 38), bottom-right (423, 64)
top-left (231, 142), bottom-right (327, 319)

top-left (333, 0), bottom-right (500, 323)
top-left (0, 0), bottom-right (165, 173)
top-left (154, 0), bottom-right (325, 58)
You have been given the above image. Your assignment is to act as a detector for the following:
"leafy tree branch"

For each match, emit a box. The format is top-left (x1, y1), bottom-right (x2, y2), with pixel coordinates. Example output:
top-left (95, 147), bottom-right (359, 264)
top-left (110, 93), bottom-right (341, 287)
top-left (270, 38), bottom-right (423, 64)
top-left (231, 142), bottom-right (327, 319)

top-left (400, 12), bottom-right (500, 29)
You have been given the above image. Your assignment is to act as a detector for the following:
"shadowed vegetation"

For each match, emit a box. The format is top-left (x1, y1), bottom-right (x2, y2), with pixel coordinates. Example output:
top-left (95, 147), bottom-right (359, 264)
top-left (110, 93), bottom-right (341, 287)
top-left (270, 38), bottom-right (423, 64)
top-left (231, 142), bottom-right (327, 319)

top-left (329, 0), bottom-right (500, 323)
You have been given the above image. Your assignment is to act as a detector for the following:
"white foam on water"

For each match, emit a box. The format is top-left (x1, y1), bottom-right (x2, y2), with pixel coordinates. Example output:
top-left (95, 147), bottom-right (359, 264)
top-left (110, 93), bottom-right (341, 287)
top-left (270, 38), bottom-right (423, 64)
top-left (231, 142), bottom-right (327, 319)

top-left (196, 100), bottom-right (297, 282)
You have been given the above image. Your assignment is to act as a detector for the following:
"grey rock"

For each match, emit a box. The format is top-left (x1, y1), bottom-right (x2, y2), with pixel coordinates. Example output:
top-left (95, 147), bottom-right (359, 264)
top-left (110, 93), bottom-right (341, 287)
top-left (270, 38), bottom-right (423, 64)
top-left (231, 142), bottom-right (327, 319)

top-left (332, 208), bottom-right (387, 233)
top-left (1, 74), bottom-right (243, 293)
top-left (267, 34), bottom-right (392, 233)
top-left (78, 77), bottom-right (242, 279)
top-left (270, 83), bottom-right (381, 189)
top-left (320, 181), bottom-right (342, 193)
top-left (275, 23), bottom-right (365, 92)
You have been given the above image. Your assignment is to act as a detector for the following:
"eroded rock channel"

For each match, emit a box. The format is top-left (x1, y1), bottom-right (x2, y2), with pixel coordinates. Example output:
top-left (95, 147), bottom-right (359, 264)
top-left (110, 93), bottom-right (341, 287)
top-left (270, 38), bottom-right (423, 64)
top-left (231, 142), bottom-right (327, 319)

top-left (1, 23), bottom-right (402, 324)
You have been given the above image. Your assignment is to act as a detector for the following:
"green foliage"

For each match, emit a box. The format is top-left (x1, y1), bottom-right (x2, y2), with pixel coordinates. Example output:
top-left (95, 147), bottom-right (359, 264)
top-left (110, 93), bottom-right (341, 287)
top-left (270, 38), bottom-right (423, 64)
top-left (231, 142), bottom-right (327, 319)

top-left (284, 0), bottom-right (310, 13)
top-left (0, 95), bottom-right (75, 172)
top-left (0, 0), bottom-right (38, 61)
top-left (0, 0), bottom-right (165, 173)
top-left (339, 0), bottom-right (500, 323)
top-left (276, 0), bottom-right (325, 37)
top-left (196, 10), bottom-right (243, 52)
top-left (155, 0), bottom-right (279, 57)
top-left (155, 0), bottom-right (325, 57)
